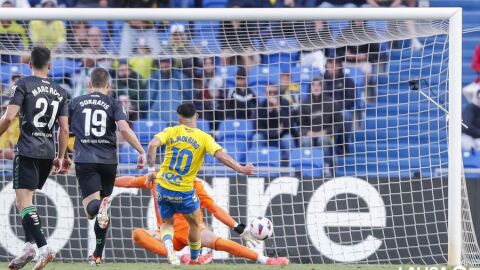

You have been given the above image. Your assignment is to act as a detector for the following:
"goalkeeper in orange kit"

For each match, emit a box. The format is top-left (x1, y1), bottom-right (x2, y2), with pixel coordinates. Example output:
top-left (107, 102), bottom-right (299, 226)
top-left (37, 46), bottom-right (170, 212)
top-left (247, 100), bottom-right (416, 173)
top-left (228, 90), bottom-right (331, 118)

top-left (115, 175), bottom-right (289, 266)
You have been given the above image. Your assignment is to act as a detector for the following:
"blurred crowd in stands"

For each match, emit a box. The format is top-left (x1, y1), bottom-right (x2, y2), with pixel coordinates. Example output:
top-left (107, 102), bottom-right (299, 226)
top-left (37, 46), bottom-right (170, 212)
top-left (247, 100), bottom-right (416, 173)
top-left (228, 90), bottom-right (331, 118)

top-left (0, 0), bottom-right (431, 175)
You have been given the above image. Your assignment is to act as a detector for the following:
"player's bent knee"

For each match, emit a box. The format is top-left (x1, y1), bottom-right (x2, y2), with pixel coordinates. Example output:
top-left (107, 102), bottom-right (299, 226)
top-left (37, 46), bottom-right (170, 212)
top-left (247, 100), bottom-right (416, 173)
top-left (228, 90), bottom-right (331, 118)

top-left (131, 228), bottom-right (143, 243)
top-left (85, 199), bottom-right (101, 218)
top-left (132, 228), bottom-right (151, 242)
top-left (14, 189), bottom-right (34, 210)
top-left (200, 229), bottom-right (218, 248)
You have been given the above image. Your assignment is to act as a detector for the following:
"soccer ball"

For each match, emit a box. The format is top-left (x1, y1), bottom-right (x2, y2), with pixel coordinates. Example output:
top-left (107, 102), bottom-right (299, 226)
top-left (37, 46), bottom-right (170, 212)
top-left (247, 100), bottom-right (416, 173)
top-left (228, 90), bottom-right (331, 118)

top-left (249, 217), bottom-right (274, 240)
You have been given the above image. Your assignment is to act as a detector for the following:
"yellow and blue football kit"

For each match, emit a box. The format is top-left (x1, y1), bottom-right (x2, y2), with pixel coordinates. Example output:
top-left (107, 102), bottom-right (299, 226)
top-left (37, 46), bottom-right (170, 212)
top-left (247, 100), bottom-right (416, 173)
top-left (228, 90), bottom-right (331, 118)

top-left (154, 124), bottom-right (222, 218)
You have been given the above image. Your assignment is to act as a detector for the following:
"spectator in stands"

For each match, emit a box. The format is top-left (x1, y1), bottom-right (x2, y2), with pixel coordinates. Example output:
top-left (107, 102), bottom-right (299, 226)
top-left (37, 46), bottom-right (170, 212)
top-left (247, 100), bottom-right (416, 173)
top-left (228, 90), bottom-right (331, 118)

top-left (149, 57), bottom-right (193, 123)
top-left (300, 78), bottom-right (343, 176)
top-left (30, 0), bottom-right (77, 6)
top-left (119, 20), bottom-right (160, 56)
top-left (299, 21), bottom-right (331, 72)
top-left (255, 84), bottom-right (297, 157)
top-left (0, 1), bottom-right (29, 50)
top-left (193, 57), bottom-right (226, 130)
top-left (219, 11), bottom-right (258, 52)
top-left (84, 26), bottom-right (112, 68)
top-left (71, 54), bottom-right (96, 97)
top-left (339, 21), bottom-right (382, 73)
top-left (462, 90), bottom-right (480, 152)
top-left (0, 93), bottom-right (19, 160)
top-left (201, 57), bottom-right (224, 91)
top-left (112, 60), bottom-right (148, 120)
top-left (463, 43), bottom-right (480, 104)
top-left (324, 57), bottom-right (355, 154)
top-left (128, 37), bottom-right (155, 80)
top-left (471, 43), bottom-right (480, 84)
top-left (65, 21), bottom-right (89, 54)
top-left (226, 67), bottom-right (256, 119)
top-left (1, 0), bottom-right (30, 7)
top-left (68, 25), bottom-right (111, 97)
top-left (338, 20), bottom-right (385, 101)
top-left (163, 24), bottom-right (198, 78)
top-left (279, 72), bottom-right (301, 109)
top-left (29, 0), bottom-right (66, 51)
top-left (0, 0), bottom-right (30, 63)
top-left (324, 57), bottom-right (355, 111)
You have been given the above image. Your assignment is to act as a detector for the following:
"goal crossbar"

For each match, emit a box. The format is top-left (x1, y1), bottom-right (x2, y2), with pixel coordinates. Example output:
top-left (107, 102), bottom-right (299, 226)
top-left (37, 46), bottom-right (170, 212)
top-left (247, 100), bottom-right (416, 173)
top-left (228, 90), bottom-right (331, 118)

top-left (0, 7), bottom-right (460, 21)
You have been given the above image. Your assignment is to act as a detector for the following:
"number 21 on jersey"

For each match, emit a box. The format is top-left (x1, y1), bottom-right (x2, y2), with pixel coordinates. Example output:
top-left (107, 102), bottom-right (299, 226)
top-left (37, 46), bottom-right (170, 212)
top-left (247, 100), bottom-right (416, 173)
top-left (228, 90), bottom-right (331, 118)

top-left (33, 97), bottom-right (59, 129)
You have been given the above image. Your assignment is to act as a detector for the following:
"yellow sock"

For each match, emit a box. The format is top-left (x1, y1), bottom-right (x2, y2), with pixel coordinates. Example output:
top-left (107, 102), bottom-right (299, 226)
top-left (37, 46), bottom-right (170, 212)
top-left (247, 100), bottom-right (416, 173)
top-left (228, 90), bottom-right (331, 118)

top-left (189, 241), bottom-right (201, 260)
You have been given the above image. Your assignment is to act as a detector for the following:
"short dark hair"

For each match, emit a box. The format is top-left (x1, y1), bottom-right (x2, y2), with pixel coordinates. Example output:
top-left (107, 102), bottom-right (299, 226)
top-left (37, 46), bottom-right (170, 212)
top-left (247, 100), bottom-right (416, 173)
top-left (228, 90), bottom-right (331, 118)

top-left (236, 67), bottom-right (247, 79)
top-left (30, 47), bottom-right (51, 69)
top-left (177, 102), bottom-right (196, 118)
top-left (90, 67), bottom-right (110, 88)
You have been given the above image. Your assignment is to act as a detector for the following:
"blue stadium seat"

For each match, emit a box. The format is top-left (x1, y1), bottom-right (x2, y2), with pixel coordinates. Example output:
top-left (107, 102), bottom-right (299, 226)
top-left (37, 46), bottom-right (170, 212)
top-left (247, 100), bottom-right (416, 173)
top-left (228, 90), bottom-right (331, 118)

top-left (216, 65), bottom-right (237, 88)
top-left (246, 146), bottom-right (281, 167)
top-left (192, 27), bottom-right (221, 54)
top-left (290, 148), bottom-right (323, 177)
top-left (119, 144), bottom-right (148, 164)
top-left (171, 0), bottom-right (195, 7)
top-left (216, 119), bottom-right (254, 142)
top-left (248, 64), bottom-right (280, 87)
top-left (1, 64), bottom-right (30, 85)
top-left (49, 58), bottom-right (81, 78)
top-left (133, 120), bottom-right (167, 144)
top-left (202, 0), bottom-right (227, 8)
top-left (463, 152), bottom-right (480, 178)
top-left (224, 142), bottom-right (247, 162)
top-left (335, 156), bottom-right (415, 178)
top-left (328, 20), bottom-right (350, 38)
top-left (207, 142), bottom-right (246, 165)
top-left (204, 153), bottom-right (216, 165)
top-left (262, 38), bottom-right (300, 70)
top-left (196, 119), bottom-right (211, 133)
top-left (104, 20), bottom-right (124, 54)
top-left (255, 85), bottom-right (266, 102)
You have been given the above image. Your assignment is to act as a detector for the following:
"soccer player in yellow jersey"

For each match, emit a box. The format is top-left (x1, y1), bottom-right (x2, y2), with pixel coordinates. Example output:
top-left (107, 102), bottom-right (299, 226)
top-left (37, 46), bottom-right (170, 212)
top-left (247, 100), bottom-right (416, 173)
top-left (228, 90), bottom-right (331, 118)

top-left (146, 102), bottom-right (255, 265)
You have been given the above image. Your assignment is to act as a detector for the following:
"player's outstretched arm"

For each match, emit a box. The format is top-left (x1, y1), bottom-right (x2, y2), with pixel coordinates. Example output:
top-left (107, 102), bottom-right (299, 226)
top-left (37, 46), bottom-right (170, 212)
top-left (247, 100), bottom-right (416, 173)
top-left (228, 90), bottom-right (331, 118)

top-left (117, 120), bottom-right (146, 170)
top-left (146, 136), bottom-right (162, 185)
top-left (0, 105), bottom-right (19, 137)
top-left (214, 150), bottom-right (256, 175)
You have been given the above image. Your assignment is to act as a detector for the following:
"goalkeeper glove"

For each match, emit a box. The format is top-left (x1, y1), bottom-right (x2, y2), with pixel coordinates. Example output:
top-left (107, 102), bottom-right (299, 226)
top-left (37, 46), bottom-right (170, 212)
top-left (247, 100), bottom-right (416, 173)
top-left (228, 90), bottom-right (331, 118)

top-left (233, 223), bottom-right (260, 248)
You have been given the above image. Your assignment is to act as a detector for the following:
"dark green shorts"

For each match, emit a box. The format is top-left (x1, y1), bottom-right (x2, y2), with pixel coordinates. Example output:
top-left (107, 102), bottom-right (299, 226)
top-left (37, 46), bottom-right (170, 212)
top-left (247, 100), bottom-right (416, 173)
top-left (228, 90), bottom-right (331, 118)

top-left (13, 155), bottom-right (53, 190)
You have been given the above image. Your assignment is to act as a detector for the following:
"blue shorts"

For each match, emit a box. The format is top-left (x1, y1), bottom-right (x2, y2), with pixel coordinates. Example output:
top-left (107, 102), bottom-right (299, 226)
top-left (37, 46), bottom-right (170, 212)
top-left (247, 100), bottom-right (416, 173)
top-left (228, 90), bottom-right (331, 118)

top-left (156, 184), bottom-right (200, 219)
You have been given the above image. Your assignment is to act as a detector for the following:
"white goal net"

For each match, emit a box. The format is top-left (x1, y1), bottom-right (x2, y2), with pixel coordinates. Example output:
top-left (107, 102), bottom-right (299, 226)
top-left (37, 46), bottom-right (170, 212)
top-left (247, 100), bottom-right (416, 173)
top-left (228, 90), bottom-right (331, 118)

top-left (0, 7), bottom-right (477, 266)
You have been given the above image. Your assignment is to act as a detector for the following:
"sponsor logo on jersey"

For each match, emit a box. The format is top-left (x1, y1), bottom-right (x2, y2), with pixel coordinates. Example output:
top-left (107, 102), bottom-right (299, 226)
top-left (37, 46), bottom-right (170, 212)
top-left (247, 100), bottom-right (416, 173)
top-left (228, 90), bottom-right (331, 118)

top-left (10, 84), bottom-right (17, 97)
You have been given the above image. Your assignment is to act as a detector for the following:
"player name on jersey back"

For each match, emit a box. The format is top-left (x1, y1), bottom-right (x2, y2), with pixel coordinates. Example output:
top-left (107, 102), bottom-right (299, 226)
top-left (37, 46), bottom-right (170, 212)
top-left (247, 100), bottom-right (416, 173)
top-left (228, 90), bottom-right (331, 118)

top-left (79, 99), bottom-right (110, 110)
top-left (31, 85), bottom-right (65, 102)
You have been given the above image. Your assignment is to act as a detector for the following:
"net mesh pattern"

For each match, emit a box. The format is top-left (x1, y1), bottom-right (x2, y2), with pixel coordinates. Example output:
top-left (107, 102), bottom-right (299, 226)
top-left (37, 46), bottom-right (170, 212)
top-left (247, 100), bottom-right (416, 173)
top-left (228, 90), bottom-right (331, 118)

top-left (0, 16), bottom-right (476, 265)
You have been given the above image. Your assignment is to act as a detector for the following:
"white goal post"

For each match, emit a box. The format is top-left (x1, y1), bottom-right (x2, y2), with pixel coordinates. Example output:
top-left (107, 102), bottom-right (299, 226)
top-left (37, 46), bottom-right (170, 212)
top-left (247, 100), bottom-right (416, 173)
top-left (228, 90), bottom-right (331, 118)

top-left (0, 7), bottom-right (470, 267)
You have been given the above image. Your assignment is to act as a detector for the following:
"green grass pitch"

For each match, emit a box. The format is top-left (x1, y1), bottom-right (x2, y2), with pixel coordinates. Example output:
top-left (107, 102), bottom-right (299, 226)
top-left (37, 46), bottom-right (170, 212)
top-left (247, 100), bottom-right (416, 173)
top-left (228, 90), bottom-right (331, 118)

top-left (0, 263), bottom-right (454, 270)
